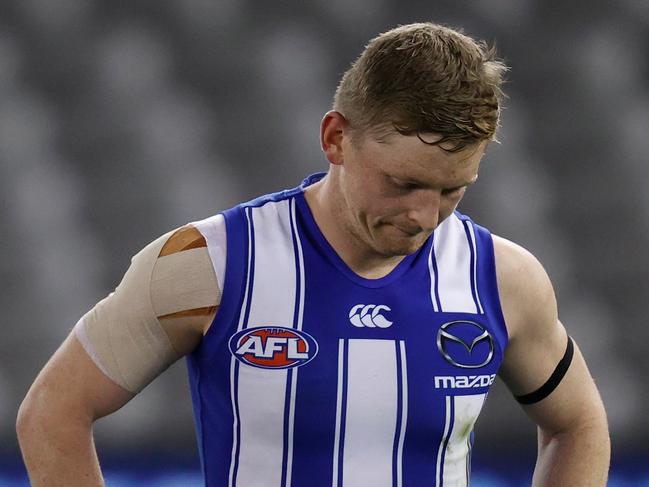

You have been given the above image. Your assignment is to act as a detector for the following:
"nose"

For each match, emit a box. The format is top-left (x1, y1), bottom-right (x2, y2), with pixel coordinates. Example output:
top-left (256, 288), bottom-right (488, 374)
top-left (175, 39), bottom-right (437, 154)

top-left (404, 190), bottom-right (441, 232)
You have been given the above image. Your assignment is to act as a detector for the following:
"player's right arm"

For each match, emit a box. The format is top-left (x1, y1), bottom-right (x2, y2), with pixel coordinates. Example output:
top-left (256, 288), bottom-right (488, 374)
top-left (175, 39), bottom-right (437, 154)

top-left (16, 222), bottom-right (223, 487)
top-left (15, 330), bottom-right (136, 487)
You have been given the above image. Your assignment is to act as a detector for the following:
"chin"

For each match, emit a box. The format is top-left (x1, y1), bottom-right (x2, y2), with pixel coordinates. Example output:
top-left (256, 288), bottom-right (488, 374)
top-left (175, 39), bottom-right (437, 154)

top-left (397, 241), bottom-right (426, 256)
top-left (376, 235), bottom-right (428, 257)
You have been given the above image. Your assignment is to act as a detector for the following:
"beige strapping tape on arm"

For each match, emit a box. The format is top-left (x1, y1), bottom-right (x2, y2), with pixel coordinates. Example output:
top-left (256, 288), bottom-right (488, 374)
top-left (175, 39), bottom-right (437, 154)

top-left (73, 230), bottom-right (220, 394)
top-left (151, 249), bottom-right (221, 316)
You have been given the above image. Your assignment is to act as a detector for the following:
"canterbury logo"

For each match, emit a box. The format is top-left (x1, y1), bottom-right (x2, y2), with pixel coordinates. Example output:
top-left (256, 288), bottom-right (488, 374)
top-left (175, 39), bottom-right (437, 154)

top-left (348, 304), bottom-right (393, 328)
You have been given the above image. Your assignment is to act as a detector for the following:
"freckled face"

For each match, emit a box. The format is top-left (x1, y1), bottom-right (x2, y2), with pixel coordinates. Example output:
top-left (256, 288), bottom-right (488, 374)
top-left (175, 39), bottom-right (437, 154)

top-left (335, 133), bottom-right (485, 258)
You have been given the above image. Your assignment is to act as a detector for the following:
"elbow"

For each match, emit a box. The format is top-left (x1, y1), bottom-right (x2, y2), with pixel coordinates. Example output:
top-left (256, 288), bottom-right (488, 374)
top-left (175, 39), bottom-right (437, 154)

top-left (576, 401), bottom-right (610, 443)
top-left (16, 393), bottom-right (32, 439)
top-left (16, 385), bottom-right (72, 445)
top-left (539, 406), bottom-right (610, 453)
top-left (17, 381), bottom-right (96, 439)
top-left (16, 389), bottom-right (43, 445)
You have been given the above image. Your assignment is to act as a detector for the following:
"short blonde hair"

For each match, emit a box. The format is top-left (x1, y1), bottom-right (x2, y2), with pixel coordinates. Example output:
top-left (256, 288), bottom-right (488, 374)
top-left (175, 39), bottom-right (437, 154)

top-left (333, 23), bottom-right (508, 150)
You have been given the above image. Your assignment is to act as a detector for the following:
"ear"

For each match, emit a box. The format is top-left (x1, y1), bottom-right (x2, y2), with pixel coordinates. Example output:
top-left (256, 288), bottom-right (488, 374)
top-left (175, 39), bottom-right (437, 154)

top-left (320, 111), bottom-right (348, 166)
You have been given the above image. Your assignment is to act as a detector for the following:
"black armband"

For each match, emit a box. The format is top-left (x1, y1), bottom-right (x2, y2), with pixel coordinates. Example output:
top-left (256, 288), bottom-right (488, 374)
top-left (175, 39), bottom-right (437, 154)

top-left (515, 335), bottom-right (574, 405)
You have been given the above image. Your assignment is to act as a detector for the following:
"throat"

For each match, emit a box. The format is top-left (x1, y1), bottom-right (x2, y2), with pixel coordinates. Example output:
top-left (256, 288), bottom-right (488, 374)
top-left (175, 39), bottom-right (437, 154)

top-left (350, 254), bottom-right (407, 279)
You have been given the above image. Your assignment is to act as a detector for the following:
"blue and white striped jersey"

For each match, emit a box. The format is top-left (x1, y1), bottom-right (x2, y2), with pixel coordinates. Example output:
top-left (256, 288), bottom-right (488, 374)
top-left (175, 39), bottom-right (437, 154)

top-left (187, 173), bottom-right (508, 487)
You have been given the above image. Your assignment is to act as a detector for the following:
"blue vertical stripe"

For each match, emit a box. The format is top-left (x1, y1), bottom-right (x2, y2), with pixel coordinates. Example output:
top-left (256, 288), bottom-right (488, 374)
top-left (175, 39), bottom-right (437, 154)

top-left (291, 198), bottom-right (347, 487)
top-left (392, 340), bottom-right (404, 487)
top-left (290, 198), bottom-right (303, 329)
top-left (336, 340), bottom-right (349, 487)
top-left (466, 432), bottom-right (473, 486)
top-left (240, 207), bottom-right (257, 330)
top-left (280, 197), bottom-right (303, 487)
top-left (281, 368), bottom-right (294, 487)
top-left (438, 398), bottom-right (455, 487)
top-left (429, 238), bottom-right (442, 311)
top-left (230, 207), bottom-right (256, 487)
top-left (231, 361), bottom-right (242, 485)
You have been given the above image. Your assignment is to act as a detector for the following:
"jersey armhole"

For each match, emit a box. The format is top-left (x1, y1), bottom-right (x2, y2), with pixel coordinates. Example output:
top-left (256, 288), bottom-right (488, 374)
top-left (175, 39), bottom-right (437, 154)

top-left (469, 220), bottom-right (510, 351)
top-left (190, 207), bottom-right (249, 360)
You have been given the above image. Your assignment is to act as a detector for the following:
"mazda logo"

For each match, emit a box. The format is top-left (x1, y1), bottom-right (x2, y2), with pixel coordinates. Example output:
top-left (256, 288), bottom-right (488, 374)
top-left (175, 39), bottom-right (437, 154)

top-left (436, 321), bottom-right (494, 369)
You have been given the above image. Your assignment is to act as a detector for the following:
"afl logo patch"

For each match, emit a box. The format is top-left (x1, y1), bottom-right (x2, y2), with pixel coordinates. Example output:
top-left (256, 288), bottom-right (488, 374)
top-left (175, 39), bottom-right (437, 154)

top-left (229, 327), bottom-right (319, 370)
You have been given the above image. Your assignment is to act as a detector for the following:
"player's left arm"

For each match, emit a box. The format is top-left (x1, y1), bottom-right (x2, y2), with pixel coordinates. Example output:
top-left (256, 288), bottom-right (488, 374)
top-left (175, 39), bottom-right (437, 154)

top-left (493, 235), bottom-right (610, 486)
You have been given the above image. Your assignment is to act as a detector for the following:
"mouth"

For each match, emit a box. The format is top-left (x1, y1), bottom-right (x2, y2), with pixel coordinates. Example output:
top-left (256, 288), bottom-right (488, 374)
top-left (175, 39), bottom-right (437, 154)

top-left (389, 223), bottom-right (422, 237)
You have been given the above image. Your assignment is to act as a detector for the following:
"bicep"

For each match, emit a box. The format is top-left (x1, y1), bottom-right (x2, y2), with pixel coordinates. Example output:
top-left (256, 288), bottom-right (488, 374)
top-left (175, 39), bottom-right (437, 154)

top-left (519, 337), bottom-right (606, 435)
top-left (20, 331), bottom-right (135, 425)
top-left (495, 234), bottom-right (565, 396)
top-left (494, 235), bottom-right (605, 432)
top-left (499, 319), bottom-right (603, 433)
top-left (498, 318), bottom-right (567, 399)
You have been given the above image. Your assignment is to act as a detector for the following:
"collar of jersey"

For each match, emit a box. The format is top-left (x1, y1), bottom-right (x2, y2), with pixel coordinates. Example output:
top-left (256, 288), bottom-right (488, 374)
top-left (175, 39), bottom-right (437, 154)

top-left (295, 172), bottom-right (423, 289)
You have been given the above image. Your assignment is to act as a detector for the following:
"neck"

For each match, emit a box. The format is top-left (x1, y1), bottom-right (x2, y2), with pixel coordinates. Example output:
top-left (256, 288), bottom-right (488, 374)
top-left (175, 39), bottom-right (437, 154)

top-left (303, 173), bottom-right (405, 279)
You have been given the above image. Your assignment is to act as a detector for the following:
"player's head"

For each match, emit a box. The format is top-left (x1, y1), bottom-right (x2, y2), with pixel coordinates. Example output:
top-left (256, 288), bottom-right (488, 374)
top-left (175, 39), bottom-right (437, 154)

top-left (320, 23), bottom-right (507, 258)
top-left (332, 22), bottom-right (507, 149)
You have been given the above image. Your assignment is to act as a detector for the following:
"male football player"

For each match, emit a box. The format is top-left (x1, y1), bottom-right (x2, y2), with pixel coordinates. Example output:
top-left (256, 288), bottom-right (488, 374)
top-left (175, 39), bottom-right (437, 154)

top-left (17, 22), bottom-right (610, 486)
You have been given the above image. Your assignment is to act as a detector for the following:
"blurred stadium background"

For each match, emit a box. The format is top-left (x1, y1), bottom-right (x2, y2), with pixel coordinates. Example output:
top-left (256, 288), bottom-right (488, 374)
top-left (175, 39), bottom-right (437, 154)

top-left (1, 0), bottom-right (648, 485)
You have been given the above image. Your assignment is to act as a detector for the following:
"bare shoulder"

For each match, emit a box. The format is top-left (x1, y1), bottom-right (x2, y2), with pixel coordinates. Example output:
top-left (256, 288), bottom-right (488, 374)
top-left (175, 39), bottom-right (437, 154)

top-left (492, 234), bottom-right (557, 342)
top-left (492, 234), bottom-right (568, 398)
top-left (159, 224), bottom-right (208, 257)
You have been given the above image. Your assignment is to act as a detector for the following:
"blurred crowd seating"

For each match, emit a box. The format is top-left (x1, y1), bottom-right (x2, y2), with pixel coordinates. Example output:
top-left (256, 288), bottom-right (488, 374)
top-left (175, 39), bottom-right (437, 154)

top-left (1, 0), bottom-right (648, 478)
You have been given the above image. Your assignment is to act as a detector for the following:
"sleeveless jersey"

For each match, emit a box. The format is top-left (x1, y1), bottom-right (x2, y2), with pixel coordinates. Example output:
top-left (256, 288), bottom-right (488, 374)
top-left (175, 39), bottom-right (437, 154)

top-left (187, 173), bottom-right (509, 487)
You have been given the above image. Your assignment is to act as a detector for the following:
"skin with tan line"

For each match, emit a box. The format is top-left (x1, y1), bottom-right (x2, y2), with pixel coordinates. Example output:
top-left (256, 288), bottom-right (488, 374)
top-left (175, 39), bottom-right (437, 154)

top-left (16, 225), bottom-right (216, 486)
top-left (16, 111), bottom-right (609, 486)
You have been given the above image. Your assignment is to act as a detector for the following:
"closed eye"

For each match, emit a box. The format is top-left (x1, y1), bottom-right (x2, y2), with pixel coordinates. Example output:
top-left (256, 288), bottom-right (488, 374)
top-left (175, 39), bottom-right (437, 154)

top-left (441, 186), bottom-right (465, 196)
top-left (390, 177), bottom-right (420, 191)
top-left (388, 175), bottom-right (475, 195)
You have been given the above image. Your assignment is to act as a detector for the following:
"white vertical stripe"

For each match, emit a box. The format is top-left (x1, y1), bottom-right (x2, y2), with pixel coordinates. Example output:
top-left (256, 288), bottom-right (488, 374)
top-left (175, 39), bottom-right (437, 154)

top-left (428, 241), bottom-right (440, 312)
top-left (343, 340), bottom-right (398, 487)
top-left (442, 394), bottom-right (487, 487)
top-left (192, 213), bottom-right (227, 292)
top-left (285, 198), bottom-right (305, 487)
top-left (285, 371), bottom-right (298, 487)
top-left (229, 208), bottom-right (254, 487)
top-left (236, 367), bottom-right (288, 487)
top-left (396, 341), bottom-right (408, 487)
top-left (236, 200), bottom-right (297, 487)
top-left (464, 222), bottom-right (484, 314)
top-left (435, 396), bottom-right (452, 486)
top-left (246, 200), bottom-right (296, 327)
top-left (331, 340), bottom-right (345, 487)
top-left (434, 215), bottom-right (477, 313)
